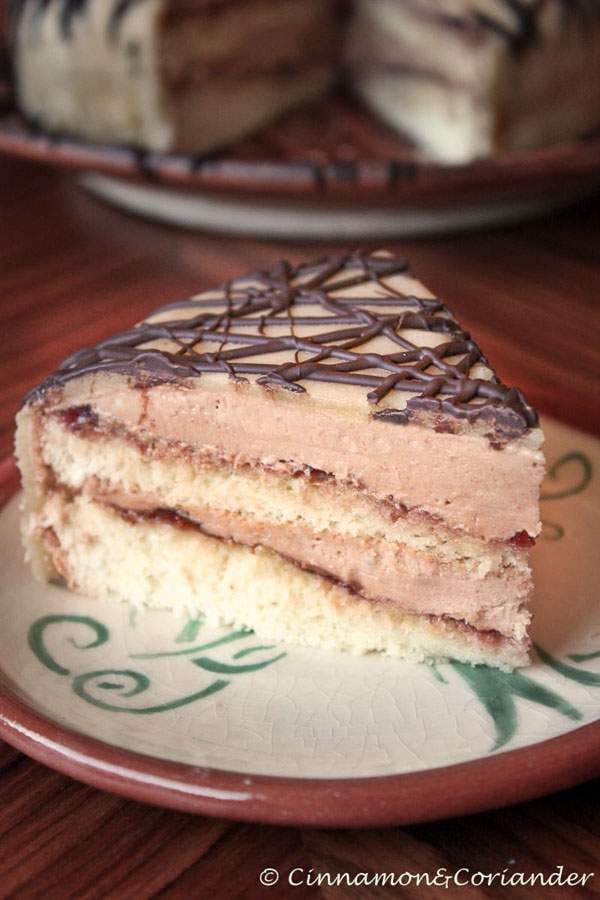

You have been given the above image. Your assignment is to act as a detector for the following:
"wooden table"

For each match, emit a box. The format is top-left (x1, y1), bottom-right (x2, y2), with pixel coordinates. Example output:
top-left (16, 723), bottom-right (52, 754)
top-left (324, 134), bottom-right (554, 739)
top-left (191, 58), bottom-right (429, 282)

top-left (0, 156), bottom-right (598, 898)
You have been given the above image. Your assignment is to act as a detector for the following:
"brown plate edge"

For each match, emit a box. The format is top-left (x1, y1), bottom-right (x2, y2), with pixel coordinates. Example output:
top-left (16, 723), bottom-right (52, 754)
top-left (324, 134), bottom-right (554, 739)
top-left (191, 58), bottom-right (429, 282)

top-left (2, 109), bottom-right (600, 205)
top-left (0, 455), bottom-right (598, 828)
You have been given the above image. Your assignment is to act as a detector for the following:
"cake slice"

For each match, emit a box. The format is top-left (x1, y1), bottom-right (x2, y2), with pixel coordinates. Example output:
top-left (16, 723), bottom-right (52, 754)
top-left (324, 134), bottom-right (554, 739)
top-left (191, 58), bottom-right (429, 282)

top-left (9, 0), bottom-right (336, 154)
top-left (15, 251), bottom-right (545, 669)
top-left (347, 0), bottom-right (600, 163)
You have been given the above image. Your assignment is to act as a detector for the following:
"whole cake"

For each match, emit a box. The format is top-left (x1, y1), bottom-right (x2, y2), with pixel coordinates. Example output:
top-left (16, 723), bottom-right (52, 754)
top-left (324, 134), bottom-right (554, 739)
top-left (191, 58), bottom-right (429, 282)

top-left (7, 0), bottom-right (600, 161)
top-left (16, 251), bottom-right (545, 670)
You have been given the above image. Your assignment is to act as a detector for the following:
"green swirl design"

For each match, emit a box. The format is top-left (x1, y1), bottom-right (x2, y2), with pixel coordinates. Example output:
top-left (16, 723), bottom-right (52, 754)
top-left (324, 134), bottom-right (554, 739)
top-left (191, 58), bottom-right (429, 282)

top-left (28, 613), bottom-right (286, 714)
top-left (130, 627), bottom-right (254, 660)
top-left (175, 616), bottom-right (204, 643)
top-left (234, 645), bottom-right (277, 659)
top-left (28, 615), bottom-right (109, 676)
top-left (569, 650), bottom-right (600, 663)
top-left (194, 653), bottom-right (286, 675)
top-left (540, 521), bottom-right (565, 541)
top-left (541, 451), bottom-right (593, 501)
top-left (72, 669), bottom-right (229, 713)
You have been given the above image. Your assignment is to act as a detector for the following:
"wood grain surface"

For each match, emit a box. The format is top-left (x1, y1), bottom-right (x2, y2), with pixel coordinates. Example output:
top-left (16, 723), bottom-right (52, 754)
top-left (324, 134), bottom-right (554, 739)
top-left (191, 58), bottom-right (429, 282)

top-left (0, 155), bottom-right (599, 897)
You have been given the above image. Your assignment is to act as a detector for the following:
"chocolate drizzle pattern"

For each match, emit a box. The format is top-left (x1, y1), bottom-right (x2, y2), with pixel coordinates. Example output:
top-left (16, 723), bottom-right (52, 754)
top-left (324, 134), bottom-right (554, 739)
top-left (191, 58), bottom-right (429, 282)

top-left (27, 251), bottom-right (538, 439)
top-left (10, 0), bottom-right (600, 46)
top-left (472, 0), bottom-right (600, 51)
top-left (9, 0), bottom-right (155, 40)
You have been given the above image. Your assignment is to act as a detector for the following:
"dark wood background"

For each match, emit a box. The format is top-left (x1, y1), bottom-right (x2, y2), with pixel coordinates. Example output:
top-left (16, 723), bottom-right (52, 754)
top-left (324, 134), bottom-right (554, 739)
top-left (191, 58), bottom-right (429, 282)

top-left (0, 156), bottom-right (599, 897)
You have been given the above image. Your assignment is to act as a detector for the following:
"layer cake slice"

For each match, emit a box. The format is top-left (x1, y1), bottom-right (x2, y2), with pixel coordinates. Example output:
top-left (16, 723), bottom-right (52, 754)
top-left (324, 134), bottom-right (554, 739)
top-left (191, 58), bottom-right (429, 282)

top-left (15, 251), bottom-right (545, 669)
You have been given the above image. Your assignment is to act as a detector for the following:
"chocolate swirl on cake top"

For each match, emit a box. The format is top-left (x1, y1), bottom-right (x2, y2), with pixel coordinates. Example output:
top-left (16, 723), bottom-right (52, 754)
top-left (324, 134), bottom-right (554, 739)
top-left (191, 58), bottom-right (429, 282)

top-left (26, 251), bottom-right (538, 441)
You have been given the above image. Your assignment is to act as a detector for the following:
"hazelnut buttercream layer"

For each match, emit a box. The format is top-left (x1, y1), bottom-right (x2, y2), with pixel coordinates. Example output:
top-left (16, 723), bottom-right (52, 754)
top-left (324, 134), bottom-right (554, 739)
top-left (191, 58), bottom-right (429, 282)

top-left (34, 492), bottom-right (528, 670)
top-left (16, 251), bottom-right (544, 669)
top-left (35, 375), bottom-right (542, 543)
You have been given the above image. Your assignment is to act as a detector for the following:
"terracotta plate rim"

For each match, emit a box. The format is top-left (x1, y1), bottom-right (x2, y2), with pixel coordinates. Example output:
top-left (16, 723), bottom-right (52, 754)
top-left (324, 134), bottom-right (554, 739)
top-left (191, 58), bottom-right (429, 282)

top-left (0, 456), bottom-right (598, 828)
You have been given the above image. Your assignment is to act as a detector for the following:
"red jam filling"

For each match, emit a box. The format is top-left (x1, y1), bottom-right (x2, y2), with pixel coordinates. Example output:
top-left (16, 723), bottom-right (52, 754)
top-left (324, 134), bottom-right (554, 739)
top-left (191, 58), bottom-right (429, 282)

top-left (59, 405), bottom-right (99, 430)
top-left (510, 530), bottom-right (535, 549)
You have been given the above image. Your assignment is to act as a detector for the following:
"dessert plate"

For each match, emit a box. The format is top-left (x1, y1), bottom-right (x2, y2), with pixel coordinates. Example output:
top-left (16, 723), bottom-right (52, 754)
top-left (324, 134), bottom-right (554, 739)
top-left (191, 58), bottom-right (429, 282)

top-left (0, 415), bottom-right (598, 828)
top-left (1, 94), bottom-right (600, 238)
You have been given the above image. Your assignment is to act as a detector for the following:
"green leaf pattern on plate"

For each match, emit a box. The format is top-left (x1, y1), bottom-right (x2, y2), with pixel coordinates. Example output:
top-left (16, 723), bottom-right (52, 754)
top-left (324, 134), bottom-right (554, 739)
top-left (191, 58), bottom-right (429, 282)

top-left (450, 660), bottom-right (583, 751)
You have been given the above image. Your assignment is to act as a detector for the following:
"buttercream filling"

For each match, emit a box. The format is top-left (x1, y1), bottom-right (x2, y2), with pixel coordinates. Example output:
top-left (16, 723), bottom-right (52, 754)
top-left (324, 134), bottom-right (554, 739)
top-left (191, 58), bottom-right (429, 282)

top-left (95, 494), bottom-right (530, 639)
top-left (48, 395), bottom-right (543, 543)
top-left (41, 502), bottom-right (518, 653)
top-left (45, 408), bottom-right (535, 558)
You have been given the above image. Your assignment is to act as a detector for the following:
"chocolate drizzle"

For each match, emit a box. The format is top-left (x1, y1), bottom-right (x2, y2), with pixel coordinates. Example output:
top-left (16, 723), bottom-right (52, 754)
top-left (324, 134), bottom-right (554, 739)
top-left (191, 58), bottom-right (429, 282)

top-left (11, 0), bottom-right (600, 49)
top-left (9, 0), bottom-right (155, 41)
top-left (26, 251), bottom-right (538, 440)
top-left (472, 0), bottom-right (600, 52)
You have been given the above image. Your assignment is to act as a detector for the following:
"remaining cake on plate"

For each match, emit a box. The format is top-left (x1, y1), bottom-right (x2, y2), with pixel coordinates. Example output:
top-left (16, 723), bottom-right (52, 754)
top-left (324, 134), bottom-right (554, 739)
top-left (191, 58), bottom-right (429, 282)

top-left (8, 0), bottom-right (600, 161)
top-left (347, 0), bottom-right (600, 163)
top-left (15, 251), bottom-right (545, 670)
top-left (9, 0), bottom-right (336, 154)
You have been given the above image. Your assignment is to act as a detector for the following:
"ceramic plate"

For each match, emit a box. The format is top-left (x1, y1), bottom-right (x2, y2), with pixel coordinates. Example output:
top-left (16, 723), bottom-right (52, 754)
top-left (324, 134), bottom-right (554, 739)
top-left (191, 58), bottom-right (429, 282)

top-left (2, 91), bottom-right (600, 238)
top-left (0, 416), bottom-right (598, 827)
